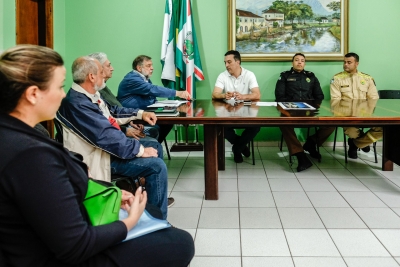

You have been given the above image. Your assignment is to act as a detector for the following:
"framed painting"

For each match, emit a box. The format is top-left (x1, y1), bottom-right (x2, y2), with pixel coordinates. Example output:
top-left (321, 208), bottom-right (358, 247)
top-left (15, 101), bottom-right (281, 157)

top-left (228, 0), bottom-right (349, 61)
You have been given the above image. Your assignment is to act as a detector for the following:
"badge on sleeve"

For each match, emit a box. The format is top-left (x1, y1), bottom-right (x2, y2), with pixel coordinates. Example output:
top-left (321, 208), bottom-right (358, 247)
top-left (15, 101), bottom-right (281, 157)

top-left (360, 80), bottom-right (365, 85)
top-left (306, 78), bottom-right (311, 83)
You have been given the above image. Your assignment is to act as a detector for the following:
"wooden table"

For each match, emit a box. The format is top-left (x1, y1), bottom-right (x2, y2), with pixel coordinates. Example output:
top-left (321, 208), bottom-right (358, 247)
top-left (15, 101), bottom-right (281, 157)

top-left (157, 99), bottom-right (400, 200)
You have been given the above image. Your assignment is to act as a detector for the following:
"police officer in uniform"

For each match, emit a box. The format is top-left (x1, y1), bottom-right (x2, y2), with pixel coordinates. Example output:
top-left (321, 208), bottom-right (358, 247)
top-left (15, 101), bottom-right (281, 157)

top-left (275, 53), bottom-right (335, 172)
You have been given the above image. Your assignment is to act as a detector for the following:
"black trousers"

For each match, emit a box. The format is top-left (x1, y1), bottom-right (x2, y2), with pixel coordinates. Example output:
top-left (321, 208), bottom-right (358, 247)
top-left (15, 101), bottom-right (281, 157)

top-left (224, 126), bottom-right (260, 150)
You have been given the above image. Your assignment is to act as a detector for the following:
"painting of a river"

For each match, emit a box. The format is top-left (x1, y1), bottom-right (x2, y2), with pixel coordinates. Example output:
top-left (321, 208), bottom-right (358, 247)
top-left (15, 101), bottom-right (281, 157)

top-left (228, 0), bottom-right (348, 61)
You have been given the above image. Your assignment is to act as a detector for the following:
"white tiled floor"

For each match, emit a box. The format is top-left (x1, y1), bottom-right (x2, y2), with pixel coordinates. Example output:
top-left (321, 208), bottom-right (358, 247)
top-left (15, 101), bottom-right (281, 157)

top-left (164, 143), bottom-right (400, 267)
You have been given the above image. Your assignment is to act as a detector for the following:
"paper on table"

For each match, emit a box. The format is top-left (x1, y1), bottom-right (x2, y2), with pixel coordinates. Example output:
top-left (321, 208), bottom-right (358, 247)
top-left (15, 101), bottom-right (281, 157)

top-left (256, 102), bottom-right (277, 107)
top-left (147, 100), bottom-right (188, 108)
top-left (156, 100), bottom-right (188, 104)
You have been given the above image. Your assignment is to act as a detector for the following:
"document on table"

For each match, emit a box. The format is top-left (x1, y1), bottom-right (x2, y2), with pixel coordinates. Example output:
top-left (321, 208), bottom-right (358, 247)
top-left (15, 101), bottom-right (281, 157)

top-left (147, 100), bottom-right (188, 108)
top-left (256, 102), bottom-right (277, 107)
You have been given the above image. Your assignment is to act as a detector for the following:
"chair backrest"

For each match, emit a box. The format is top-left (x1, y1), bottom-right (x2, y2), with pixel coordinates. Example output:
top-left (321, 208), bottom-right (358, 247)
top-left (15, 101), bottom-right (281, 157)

top-left (53, 118), bottom-right (64, 143)
top-left (0, 248), bottom-right (6, 266)
top-left (378, 90), bottom-right (400, 99)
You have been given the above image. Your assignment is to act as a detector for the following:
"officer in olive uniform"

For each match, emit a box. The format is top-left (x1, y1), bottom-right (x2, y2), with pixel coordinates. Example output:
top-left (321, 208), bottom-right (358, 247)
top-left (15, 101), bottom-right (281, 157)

top-left (275, 53), bottom-right (335, 172)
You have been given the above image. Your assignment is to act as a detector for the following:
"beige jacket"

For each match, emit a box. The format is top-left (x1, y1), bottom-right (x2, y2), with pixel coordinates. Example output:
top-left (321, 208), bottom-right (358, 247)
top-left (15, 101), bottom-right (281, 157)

top-left (59, 120), bottom-right (111, 182)
top-left (330, 71), bottom-right (379, 100)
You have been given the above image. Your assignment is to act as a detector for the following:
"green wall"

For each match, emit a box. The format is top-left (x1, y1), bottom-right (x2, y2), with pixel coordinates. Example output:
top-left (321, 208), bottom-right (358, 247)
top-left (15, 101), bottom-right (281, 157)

top-left (59, 0), bottom-right (400, 141)
top-left (0, 0), bottom-right (64, 55)
top-left (2, 0), bottom-right (400, 141)
top-left (0, 0), bottom-right (3, 51)
top-left (60, 0), bottom-right (400, 98)
top-left (1, 0), bottom-right (16, 50)
top-left (53, 0), bottom-right (66, 59)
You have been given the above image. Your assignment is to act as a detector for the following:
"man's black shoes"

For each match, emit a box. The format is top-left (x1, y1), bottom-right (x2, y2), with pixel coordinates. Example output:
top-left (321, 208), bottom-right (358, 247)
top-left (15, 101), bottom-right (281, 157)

top-left (242, 145), bottom-right (251, 158)
top-left (303, 138), bottom-right (321, 160)
top-left (358, 130), bottom-right (370, 153)
top-left (348, 138), bottom-right (358, 159)
top-left (295, 152), bottom-right (313, 172)
top-left (294, 152), bottom-right (313, 172)
top-left (361, 145), bottom-right (371, 153)
top-left (232, 145), bottom-right (243, 163)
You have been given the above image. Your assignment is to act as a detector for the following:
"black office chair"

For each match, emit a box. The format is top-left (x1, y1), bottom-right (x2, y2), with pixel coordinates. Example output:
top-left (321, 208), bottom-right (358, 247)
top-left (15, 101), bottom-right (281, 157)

top-left (0, 249), bottom-right (5, 267)
top-left (248, 138), bottom-right (255, 165)
top-left (163, 139), bottom-right (171, 160)
top-left (378, 90), bottom-right (400, 99)
top-left (332, 90), bottom-right (400, 163)
top-left (332, 127), bottom-right (377, 163)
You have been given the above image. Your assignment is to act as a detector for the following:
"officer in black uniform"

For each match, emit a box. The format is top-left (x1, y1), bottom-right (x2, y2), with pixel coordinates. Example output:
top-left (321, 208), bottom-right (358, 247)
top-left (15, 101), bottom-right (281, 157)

top-left (275, 53), bottom-right (335, 172)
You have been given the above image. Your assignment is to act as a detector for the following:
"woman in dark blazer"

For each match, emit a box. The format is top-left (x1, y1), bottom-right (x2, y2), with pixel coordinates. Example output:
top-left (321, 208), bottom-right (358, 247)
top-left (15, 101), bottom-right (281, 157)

top-left (0, 45), bottom-right (194, 267)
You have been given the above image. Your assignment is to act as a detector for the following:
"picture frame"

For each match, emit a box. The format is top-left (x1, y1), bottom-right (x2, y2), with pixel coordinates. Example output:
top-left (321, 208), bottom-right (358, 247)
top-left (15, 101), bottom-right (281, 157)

top-left (228, 0), bottom-right (349, 61)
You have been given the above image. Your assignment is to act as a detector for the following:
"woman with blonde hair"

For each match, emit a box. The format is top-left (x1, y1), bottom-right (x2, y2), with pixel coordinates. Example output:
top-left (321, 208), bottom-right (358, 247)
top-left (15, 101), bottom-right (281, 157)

top-left (0, 45), bottom-right (194, 267)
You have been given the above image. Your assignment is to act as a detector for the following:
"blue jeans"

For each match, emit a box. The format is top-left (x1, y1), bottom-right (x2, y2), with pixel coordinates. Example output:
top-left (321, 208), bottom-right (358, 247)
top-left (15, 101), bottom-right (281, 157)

top-left (143, 126), bottom-right (159, 140)
top-left (110, 141), bottom-right (168, 219)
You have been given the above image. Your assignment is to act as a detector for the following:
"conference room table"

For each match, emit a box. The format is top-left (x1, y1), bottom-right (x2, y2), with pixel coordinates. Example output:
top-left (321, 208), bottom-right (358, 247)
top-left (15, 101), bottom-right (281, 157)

top-left (157, 99), bottom-right (400, 200)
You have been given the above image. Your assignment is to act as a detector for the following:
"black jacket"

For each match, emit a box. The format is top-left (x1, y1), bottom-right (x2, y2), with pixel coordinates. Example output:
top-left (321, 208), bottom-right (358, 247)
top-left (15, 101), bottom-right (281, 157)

top-left (0, 114), bottom-right (126, 267)
top-left (275, 68), bottom-right (324, 101)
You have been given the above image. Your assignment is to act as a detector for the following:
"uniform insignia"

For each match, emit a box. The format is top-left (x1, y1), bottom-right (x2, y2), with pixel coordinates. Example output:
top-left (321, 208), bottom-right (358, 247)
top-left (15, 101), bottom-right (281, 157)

top-left (287, 78), bottom-right (296, 81)
top-left (360, 80), bottom-right (365, 85)
top-left (306, 78), bottom-right (311, 83)
top-left (330, 79), bottom-right (334, 84)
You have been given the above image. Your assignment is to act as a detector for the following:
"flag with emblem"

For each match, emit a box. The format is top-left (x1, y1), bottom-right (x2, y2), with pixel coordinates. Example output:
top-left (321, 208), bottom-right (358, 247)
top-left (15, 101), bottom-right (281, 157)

top-left (161, 0), bottom-right (180, 89)
top-left (176, 0), bottom-right (204, 99)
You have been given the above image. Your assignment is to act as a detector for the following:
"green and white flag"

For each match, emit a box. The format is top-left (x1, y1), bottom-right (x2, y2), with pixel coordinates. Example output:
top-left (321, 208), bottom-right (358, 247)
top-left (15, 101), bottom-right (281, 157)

top-left (176, 0), bottom-right (204, 98)
top-left (161, 0), bottom-right (204, 97)
top-left (161, 0), bottom-right (179, 89)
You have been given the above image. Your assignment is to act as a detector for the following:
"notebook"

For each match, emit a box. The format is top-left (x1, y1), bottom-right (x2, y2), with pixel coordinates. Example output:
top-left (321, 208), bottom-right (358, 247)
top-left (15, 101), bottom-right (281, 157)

top-left (119, 209), bottom-right (171, 241)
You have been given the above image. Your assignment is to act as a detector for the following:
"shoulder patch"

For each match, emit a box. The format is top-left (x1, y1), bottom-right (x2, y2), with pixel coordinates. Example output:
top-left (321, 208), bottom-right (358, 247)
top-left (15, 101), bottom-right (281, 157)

top-left (279, 70), bottom-right (290, 80)
top-left (330, 79), bottom-right (334, 84)
top-left (334, 71), bottom-right (349, 78)
top-left (360, 72), bottom-right (374, 79)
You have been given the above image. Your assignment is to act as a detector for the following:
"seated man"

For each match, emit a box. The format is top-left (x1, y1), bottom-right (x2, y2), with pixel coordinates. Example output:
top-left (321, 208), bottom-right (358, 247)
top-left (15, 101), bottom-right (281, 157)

top-left (212, 50), bottom-right (261, 163)
top-left (58, 56), bottom-right (170, 219)
top-left (275, 53), bottom-right (335, 172)
top-left (117, 55), bottom-right (190, 143)
top-left (88, 52), bottom-right (158, 140)
top-left (330, 52), bottom-right (382, 159)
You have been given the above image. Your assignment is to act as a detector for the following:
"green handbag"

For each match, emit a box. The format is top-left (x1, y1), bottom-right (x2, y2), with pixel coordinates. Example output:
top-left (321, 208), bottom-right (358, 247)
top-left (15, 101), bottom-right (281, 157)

top-left (83, 179), bottom-right (122, 226)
